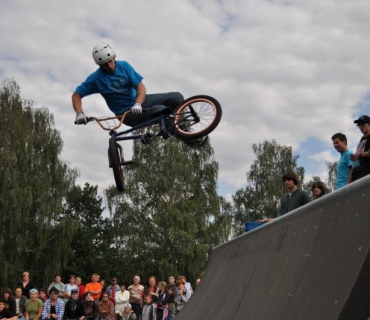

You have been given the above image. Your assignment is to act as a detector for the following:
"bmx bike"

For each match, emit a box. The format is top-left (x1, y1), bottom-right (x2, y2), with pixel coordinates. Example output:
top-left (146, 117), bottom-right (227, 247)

top-left (84, 95), bottom-right (222, 192)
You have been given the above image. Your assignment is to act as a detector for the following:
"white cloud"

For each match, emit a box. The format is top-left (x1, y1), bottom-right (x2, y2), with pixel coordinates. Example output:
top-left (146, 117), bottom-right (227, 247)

top-left (1, 0), bottom-right (369, 197)
top-left (310, 150), bottom-right (337, 163)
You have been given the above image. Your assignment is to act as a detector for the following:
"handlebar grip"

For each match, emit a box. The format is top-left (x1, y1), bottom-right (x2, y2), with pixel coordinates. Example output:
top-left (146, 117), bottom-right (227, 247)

top-left (74, 117), bottom-right (94, 125)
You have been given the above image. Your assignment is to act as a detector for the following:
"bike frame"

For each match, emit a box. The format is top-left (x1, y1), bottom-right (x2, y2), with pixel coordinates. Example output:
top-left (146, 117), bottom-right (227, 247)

top-left (90, 107), bottom-right (196, 143)
top-left (83, 94), bottom-right (222, 192)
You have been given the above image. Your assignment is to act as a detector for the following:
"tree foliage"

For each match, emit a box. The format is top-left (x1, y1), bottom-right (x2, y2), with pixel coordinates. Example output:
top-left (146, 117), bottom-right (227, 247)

top-left (61, 183), bottom-right (115, 281)
top-left (232, 139), bottom-right (305, 236)
top-left (4, 78), bottom-right (343, 288)
top-left (105, 132), bottom-right (231, 283)
top-left (0, 79), bottom-right (78, 287)
top-left (325, 160), bottom-right (338, 192)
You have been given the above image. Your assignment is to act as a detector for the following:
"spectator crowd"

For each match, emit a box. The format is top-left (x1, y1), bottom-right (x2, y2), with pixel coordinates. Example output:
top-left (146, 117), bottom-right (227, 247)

top-left (0, 271), bottom-right (201, 320)
top-left (258, 115), bottom-right (370, 223)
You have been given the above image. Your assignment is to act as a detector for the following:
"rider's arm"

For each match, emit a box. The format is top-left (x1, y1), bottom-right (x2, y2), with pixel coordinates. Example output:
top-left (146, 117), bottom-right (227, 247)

top-left (72, 91), bottom-right (83, 113)
top-left (135, 82), bottom-right (146, 104)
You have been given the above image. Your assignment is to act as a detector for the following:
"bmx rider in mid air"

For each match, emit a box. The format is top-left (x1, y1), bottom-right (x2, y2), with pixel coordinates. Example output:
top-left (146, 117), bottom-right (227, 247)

top-left (72, 43), bottom-right (208, 146)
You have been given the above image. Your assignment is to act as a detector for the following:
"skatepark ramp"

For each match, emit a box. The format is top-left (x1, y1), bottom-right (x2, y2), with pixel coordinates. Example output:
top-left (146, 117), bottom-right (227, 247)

top-left (176, 175), bottom-right (370, 320)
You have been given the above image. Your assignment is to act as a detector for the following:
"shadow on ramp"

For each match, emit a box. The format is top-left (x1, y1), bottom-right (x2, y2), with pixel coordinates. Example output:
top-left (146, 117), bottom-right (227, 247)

top-left (176, 176), bottom-right (370, 320)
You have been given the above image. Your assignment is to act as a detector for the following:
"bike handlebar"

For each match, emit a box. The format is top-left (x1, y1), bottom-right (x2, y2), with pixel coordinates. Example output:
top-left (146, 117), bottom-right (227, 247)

top-left (74, 111), bottom-right (131, 130)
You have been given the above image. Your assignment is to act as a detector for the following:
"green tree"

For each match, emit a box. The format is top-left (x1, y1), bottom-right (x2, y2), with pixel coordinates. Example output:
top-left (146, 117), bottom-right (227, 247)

top-left (106, 132), bottom-right (231, 283)
top-left (325, 160), bottom-right (338, 192)
top-left (61, 183), bottom-right (115, 281)
top-left (0, 79), bottom-right (78, 287)
top-left (303, 161), bottom-right (338, 196)
top-left (232, 139), bottom-right (305, 236)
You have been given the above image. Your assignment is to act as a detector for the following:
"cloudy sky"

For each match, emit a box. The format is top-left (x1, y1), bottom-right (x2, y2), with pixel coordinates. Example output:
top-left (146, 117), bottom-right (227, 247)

top-left (1, 0), bottom-right (369, 200)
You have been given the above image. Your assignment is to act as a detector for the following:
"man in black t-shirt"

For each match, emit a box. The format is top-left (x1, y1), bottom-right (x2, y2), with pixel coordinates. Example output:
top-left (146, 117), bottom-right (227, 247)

top-left (350, 115), bottom-right (370, 182)
top-left (63, 289), bottom-right (84, 320)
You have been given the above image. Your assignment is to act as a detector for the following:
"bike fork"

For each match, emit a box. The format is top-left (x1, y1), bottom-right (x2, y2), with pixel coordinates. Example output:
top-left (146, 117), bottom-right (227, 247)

top-left (108, 140), bottom-right (134, 167)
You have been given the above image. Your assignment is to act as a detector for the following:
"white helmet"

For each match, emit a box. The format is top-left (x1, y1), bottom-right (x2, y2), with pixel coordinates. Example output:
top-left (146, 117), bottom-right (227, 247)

top-left (92, 43), bottom-right (116, 65)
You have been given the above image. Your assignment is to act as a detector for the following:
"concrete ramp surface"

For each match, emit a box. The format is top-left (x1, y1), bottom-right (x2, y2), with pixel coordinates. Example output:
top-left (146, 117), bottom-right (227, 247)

top-left (176, 176), bottom-right (370, 320)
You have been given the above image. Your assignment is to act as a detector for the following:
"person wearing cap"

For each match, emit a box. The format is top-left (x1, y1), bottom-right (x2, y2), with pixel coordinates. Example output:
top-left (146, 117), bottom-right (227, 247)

top-left (25, 289), bottom-right (43, 320)
top-left (0, 299), bottom-right (17, 320)
top-left (121, 304), bottom-right (136, 320)
top-left (62, 275), bottom-right (79, 303)
top-left (350, 115), bottom-right (370, 182)
top-left (41, 288), bottom-right (64, 320)
top-left (259, 172), bottom-right (311, 222)
top-left (63, 289), bottom-right (83, 320)
top-left (106, 279), bottom-right (120, 306)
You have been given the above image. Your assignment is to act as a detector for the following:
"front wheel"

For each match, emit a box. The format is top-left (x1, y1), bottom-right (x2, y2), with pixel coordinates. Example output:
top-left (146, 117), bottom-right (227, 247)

top-left (108, 137), bottom-right (124, 192)
top-left (172, 95), bottom-right (222, 140)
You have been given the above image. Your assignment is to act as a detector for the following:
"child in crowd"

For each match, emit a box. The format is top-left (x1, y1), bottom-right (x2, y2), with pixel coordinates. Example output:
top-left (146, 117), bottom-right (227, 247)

top-left (141, 295), bottom-right (155, 320)
top-left (121, 303), bottom-right (136, 320)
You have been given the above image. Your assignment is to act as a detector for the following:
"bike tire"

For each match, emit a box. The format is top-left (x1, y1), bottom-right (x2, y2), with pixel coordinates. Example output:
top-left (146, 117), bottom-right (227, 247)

top-left (172, 95), bottom-right (222, 140)
top-left (108, 137), bottom-right (125, 192)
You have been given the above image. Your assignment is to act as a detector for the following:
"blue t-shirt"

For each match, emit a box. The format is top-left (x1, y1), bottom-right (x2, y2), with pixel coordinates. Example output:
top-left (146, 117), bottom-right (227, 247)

top-left (336, 149), bottom-right (353, 189)
top-left (76, 61), bottom-right (143, 115)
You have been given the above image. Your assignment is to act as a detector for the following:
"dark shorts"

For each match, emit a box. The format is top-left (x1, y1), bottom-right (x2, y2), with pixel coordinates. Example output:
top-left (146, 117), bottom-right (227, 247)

top-left (352, 166), bottom-right (370, 182)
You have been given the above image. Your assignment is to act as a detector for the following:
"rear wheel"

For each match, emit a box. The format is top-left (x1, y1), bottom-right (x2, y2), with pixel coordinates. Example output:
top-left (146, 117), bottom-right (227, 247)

top-left (108, 137), bottom-right (124, 192)
top-left (172, 95), bottom-right (222, 140)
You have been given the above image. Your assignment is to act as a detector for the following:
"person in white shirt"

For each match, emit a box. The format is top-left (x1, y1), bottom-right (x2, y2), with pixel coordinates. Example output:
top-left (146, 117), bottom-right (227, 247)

top-left (115, 282), bottom-right (130, 316)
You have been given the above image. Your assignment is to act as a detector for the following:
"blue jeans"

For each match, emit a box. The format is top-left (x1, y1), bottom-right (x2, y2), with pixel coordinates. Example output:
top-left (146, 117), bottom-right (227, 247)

top-left (143, 92), bottom-right (184, 112)
top-left (123, 92), bottom-right (184, 127)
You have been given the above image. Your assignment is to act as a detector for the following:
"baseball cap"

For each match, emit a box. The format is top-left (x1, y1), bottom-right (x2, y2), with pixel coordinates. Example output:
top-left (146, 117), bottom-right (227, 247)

top-left (49, 287), bottom-right (59, 295)
top-left (71, 289), bottom-right (78, 294)
top-left (354, 115), bottom-right (370, 124)
top-left (125, 303), bottom-right (132, 308)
